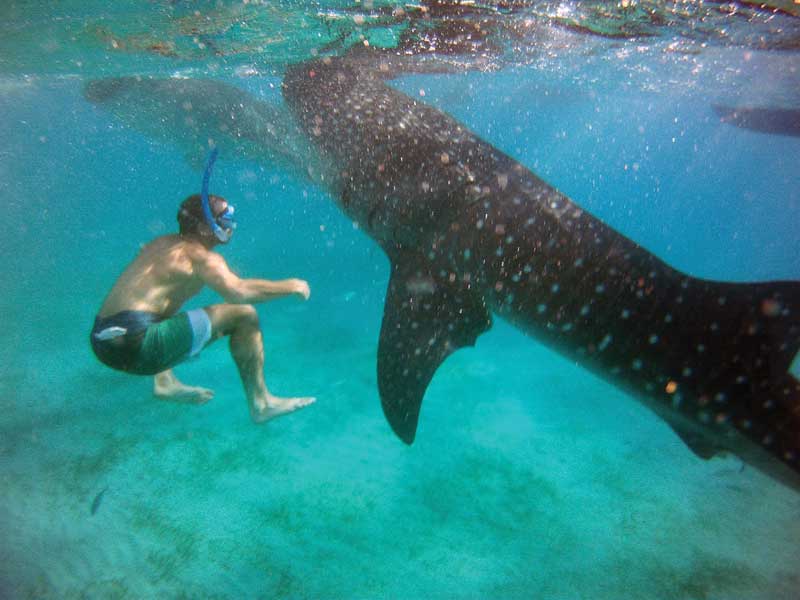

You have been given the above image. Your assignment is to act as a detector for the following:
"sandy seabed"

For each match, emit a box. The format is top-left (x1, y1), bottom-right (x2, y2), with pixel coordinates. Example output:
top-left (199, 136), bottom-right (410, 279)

top-left (2, 304), bottom-right (799, 599)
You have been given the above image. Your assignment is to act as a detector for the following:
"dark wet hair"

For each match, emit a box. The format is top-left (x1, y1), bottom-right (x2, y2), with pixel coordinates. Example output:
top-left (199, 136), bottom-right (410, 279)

top-left (177, 193), bottom-right (227, 238)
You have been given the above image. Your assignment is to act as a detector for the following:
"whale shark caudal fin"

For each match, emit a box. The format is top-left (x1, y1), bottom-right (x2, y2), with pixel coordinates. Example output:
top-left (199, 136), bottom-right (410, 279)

top-left (378, 250), bottom-right (492, 443)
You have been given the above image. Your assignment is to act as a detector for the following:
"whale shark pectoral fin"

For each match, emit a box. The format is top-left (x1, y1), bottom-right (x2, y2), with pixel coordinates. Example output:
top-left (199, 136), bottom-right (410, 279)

top-left (377, 254), bottom-right (492, 445)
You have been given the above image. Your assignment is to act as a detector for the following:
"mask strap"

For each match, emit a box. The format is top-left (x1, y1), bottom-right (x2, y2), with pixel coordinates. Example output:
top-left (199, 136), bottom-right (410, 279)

top-left (200, 147), bottom-right (229, 242)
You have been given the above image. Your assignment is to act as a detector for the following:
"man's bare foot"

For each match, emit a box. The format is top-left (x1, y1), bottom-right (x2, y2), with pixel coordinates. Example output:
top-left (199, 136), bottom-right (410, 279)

top-left (153, 371), bottom-right (214, 405)
top-left (251, 395), bottom-right (316, 423)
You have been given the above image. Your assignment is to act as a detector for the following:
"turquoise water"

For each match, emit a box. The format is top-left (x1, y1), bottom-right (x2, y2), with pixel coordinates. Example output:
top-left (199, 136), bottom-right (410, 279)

top-left (2, 2), bottom-right (800, 598)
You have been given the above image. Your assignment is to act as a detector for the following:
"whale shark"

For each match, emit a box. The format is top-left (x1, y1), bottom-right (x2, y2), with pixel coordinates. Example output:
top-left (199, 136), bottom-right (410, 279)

top-left (281, 57), bottom-right (800, 486)
top-left (83, 76), bottom-right (322, 182)
top-left (84, 61), bottom-right (800, 489)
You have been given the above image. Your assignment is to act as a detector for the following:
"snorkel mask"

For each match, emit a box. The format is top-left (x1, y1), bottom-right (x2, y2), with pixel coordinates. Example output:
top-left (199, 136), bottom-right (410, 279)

top-left (200, 147), bottom-right (236, 243)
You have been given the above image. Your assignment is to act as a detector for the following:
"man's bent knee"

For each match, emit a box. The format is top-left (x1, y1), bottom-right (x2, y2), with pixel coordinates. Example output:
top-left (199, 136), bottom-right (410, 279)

top-left (206, 303), bottom-right (259, 337)
top-left (236, 304), bottom-right (259, 327)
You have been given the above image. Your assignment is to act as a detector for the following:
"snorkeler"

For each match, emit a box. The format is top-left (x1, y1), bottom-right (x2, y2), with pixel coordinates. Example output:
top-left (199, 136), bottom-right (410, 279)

top-left (90, 148), bottom-right (315, 421)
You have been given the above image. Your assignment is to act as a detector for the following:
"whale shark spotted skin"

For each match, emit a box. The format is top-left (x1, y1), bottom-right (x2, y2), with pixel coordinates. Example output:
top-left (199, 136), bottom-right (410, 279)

top-left (85, 63), bottom-right (800, 489)
top-left (281, 57), bottom-right (800, 486)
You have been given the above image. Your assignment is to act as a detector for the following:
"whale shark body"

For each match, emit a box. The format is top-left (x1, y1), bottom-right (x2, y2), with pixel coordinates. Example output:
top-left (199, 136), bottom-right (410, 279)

top-left (85, 59), bottom-right (800, 488)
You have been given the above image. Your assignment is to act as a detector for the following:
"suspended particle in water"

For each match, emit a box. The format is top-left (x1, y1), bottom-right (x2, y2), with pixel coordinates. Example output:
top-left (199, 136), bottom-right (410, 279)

top-left (761, 298), bottom-right (782, 317)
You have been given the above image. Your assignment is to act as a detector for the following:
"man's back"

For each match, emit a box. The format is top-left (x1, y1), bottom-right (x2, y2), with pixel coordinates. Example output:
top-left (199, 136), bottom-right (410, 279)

top-left (98, 234), bottom-right (205, 319)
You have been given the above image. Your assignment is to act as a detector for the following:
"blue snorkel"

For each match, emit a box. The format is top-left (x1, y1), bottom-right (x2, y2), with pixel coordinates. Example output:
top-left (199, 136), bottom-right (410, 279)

top-left (200, 147), bottom-right (236, 243)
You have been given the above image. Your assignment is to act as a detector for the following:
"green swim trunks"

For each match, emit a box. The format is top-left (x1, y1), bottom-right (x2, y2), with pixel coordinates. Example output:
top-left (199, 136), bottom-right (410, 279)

top-left (90, 309), bottom-right (213, 375)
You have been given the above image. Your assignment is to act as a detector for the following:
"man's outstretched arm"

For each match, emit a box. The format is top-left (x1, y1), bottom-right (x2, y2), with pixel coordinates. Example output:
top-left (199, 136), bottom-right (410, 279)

top-left (197, 251), bottom-right (310, 304)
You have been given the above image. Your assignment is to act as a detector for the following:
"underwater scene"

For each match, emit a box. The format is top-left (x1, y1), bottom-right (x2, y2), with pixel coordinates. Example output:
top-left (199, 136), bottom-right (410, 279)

top-left (1, 1), bottom-right (799, 598)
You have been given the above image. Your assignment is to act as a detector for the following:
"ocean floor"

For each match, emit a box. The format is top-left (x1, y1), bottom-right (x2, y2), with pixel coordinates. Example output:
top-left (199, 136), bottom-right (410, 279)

top-left (2, 295), bottom-right (800, 598)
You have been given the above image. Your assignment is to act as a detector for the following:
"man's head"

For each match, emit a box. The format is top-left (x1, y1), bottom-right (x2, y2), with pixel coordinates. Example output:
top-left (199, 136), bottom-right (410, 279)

top-left (177, 194), bottom-right (236, 246)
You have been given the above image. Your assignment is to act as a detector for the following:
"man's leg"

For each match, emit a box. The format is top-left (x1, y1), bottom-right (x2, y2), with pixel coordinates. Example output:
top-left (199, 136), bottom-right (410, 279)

top-left (204, 304), bottom-right (315, 422)
top-left (153, 369), bottom-right (214, 404)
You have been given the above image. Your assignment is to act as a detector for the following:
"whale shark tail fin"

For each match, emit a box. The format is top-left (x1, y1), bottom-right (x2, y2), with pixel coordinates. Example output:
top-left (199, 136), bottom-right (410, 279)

top-left (377, 250), bottom-right (492, 444)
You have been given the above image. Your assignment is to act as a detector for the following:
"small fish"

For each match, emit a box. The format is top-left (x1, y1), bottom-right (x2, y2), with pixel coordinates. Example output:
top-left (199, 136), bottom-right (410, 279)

top-left (90, 486), bottom-right (108, 516)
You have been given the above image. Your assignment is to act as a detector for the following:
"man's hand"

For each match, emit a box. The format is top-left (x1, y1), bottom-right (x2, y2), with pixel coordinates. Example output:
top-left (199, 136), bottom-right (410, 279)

top-left (292, 279), bottom-right (311, 300)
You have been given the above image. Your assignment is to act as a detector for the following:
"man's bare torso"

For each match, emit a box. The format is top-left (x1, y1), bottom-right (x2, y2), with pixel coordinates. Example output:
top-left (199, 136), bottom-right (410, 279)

top-left (98, 235), bottom-right (206, 319)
